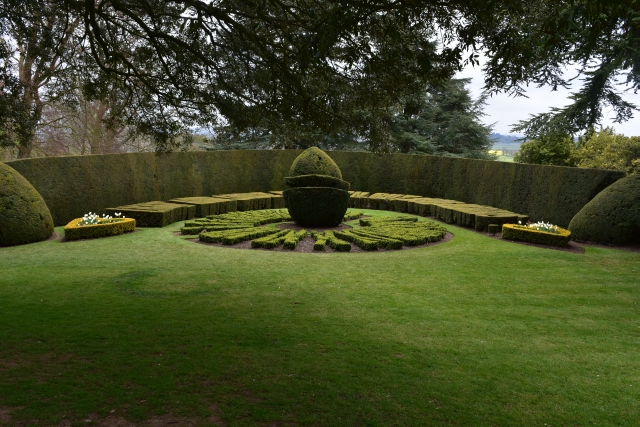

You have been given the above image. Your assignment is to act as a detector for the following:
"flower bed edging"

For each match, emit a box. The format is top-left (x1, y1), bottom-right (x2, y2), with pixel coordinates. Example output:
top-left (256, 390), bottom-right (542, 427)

top-left (502, 223), bottom-right (571, 247)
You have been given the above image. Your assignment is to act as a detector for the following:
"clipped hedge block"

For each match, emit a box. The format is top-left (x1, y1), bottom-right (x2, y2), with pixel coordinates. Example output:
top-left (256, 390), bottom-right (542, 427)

top-left (215, 192), bottom-right (283, 211)
top-left (284, 174), bottom-right (350, 191)
top-left (106, 201), bottom-right (195, 227)
top-left (349, 191), bottom-right (370, 208)
top-left (64, 218), bottom-right (136, 241)
top-left (169, 196), bottom-right (237, 217)
top-left (0, 162), bottom-right (54, 246)
top-left (502, 224), bottom-right (571, 247)
top-left (283, 187), bottom-right (350, 227)
top-left (568, 174), bottom-right (640, 245)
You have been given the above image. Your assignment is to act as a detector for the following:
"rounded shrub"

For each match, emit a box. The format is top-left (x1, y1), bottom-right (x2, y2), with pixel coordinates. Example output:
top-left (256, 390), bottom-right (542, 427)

top-left (283, 187), bottom-right (350, 227)
top-left (568, 174), bottom-right (640, 245)
top-left (288, 147), bottom-right (342, 179)
top-left (0, 162), bottom-right (54, 246)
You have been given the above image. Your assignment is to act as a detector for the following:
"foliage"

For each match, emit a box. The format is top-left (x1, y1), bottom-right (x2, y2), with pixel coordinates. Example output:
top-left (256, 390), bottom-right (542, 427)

top-left (0, 161), bottom-right (54, 246)
top-left (514, 134), bottom-right (576, 166)
top-left (390, 78), bottom-right (495, 158)
top-left (573, 128), bottom-right (640, 175)
top-left (3, 1), bottom-right (638, 153)
top-left (569, 174), bottom-right (640, 245)
top-left (288, 147), bottom-right (343, 179)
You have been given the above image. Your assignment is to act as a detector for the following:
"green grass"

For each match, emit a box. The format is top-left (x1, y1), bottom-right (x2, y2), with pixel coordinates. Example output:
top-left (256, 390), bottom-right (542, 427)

top-left (0, 209), bottom-right (638, 426)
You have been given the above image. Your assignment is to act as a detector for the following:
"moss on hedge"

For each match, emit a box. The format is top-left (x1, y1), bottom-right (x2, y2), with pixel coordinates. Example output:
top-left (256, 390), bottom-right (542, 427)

top-left (568, 174), bottom-right (640, 245)
top-left (0, 162), bottom-right (54, 246)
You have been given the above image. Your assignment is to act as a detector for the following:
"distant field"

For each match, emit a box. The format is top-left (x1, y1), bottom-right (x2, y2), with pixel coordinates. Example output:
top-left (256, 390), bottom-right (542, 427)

top-left (497, 155), bottom-right (514, 162)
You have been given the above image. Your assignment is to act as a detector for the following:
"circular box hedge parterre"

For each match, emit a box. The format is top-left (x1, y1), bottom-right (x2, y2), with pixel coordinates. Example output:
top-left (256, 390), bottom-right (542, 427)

top-left (502, 223), bottom-right (571, 247)
top-left (64, 217), bottom-right (136, 241)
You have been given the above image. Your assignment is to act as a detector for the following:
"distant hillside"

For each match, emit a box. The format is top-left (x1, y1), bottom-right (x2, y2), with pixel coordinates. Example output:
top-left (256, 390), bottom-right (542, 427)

top-left (490, 133), bottom-right (523, 148)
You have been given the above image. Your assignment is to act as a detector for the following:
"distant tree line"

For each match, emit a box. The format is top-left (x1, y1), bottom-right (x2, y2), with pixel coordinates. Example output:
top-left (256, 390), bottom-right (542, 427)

top-left (2, 1), bottom-right (639, 162)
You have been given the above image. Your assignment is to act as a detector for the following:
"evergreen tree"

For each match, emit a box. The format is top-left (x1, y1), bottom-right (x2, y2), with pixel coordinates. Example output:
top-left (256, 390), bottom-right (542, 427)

top-left (391, 78), bottom-right (494, 158)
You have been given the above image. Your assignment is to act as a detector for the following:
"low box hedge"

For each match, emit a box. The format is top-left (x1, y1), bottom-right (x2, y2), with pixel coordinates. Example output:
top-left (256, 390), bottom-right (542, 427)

top-left (283, 229), bottom-right (307, 250)
top-left (323, 231), bottom-right (351, 251)
top-left (502, 223), bottom-right (572, 247)
top-left (64, 217), bottom-right (136, 241)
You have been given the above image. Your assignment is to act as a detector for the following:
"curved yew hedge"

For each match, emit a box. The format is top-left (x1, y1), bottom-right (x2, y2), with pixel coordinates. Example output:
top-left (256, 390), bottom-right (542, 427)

top-left (6, 150), bottom-right (623, 227)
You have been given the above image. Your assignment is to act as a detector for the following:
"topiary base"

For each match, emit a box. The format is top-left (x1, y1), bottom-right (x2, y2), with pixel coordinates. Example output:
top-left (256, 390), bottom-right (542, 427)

top-left (502, 223), bottom-right (571, 247)
top-left (283, 187), bottom-right (349, 227)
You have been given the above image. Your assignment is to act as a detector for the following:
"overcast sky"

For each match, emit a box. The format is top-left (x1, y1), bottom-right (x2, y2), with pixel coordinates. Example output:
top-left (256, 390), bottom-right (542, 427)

top-left (456, 62), bottom-right (640, 137)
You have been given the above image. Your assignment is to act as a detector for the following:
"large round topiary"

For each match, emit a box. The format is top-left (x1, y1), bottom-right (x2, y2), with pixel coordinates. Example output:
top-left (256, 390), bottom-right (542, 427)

top-left (288, 147), bottom-right (343, 179)
top-left (0, 162), bottom-right (54, 246)
top-left (568, 174), bottom-right (640, 245)
top-left (283, 187), bottom-right (350, 227)
top-left (284, 147), bottom-right (350, 226)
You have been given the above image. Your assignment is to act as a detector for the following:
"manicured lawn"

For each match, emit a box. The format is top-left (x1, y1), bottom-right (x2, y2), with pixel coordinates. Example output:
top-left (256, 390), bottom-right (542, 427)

top-left (0, 210), bottom-right (638, 426)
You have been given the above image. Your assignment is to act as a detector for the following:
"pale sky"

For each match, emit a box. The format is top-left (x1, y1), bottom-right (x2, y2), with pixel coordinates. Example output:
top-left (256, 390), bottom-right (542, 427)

top-left (456, 62), bottom-right (640, 137)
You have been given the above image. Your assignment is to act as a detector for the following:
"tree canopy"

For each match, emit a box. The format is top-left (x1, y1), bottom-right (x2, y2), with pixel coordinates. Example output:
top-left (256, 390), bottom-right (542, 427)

top-left (2, 0), bottom-right (639, 154)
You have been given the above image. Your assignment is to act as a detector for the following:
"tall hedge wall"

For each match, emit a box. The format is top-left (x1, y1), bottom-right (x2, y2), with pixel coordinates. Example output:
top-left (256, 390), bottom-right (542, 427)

top-left (6, 151), bottom-right (623, 227)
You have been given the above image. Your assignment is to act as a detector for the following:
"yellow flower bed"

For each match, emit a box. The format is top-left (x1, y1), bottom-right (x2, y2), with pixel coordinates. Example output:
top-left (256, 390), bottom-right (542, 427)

top-left (502, 223), bottom-right (571, 247)
top-left (64, 218), bottom-right (136, 241)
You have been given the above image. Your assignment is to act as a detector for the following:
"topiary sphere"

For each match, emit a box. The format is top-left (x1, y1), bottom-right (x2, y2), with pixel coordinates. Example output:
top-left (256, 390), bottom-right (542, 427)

top-left (288, 147), bottom-right (342, 179)
top-left (0, 162), bottom-right (54, 246)
top-left (568, 174), bottom-right (640, 245)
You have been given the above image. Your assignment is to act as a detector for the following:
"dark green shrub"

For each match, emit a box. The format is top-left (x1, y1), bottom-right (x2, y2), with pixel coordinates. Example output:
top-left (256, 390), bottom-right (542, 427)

top-left (283, 187), bottom-right (350, 227)
top-left (0, 162), bottom-right (54, 246)
top-left (284, 174), bottom-right (350, 191)
top-left (288, 147), bottom-right (342, 178)
top-left (64, 218), bottom-right (136, 241)
top-left (502, 224), bottom-right (571, 247)
top-left (568, 174), bottom-right (640, 245)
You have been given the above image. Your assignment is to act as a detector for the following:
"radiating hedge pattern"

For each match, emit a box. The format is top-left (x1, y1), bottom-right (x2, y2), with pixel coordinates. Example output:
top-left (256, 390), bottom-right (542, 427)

top-left (7, 150), bottom-right (623, 226)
